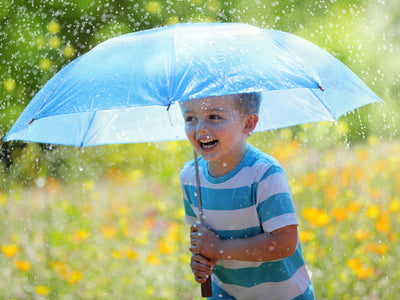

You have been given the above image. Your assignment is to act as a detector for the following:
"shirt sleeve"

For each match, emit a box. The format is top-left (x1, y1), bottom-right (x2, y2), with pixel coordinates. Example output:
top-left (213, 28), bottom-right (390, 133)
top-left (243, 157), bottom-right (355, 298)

top-left (256, 164), bottom-right (298, 233)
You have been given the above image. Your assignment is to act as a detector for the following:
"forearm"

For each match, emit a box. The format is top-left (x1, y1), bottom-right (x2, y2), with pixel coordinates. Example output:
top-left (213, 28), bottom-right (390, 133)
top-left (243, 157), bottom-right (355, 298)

top-left (212, 225), bottom-right (298, 262)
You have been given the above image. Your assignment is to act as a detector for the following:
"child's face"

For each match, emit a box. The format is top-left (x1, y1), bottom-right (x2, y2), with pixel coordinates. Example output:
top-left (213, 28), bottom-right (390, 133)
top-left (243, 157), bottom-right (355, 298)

top-left (180, 95), bottom-right (257, 174)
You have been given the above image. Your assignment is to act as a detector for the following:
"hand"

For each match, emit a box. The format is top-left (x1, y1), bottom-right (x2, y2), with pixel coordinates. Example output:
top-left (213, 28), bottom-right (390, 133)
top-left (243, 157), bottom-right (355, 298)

top-left (190, 253), bottom-right (216, 284)
top-left (190, 222), bottom-right (221, 258)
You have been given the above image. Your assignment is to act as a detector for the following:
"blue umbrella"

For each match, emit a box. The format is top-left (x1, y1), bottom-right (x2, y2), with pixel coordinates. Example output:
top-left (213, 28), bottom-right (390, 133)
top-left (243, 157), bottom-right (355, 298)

top-left (3, 22), bottom-right (381, 147)
top-left (2, 22), bottom-right (382, 297)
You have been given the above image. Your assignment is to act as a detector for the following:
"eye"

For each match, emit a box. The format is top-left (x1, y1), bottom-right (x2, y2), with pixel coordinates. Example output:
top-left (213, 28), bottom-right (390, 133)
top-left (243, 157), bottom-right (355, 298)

top-left (209, 114), bottom-right (223, 120)
top-left (185, 116), bottom-right (196, 123)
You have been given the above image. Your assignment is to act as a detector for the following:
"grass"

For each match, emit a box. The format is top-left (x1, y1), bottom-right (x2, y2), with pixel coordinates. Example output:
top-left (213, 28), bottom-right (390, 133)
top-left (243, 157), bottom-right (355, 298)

top-left (1, 131), bottom-right (399, 299)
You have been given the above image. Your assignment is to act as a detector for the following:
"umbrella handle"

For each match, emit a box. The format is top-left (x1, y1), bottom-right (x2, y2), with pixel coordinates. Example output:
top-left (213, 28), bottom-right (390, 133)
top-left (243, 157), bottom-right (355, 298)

top-left (193, 150), bottom-right (213, 298)
top-left (201, 277), bottom-right (213, 298)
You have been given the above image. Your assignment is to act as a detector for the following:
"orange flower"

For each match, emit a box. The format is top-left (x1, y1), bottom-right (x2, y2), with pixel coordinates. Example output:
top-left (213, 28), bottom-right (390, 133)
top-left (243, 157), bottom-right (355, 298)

top-left (356, 148), bottom-right (369, 161)
top-left (303, 173), bottom-right (317, 187)
top-left (157, 239), bottom-right (175, 254)
top-left (1, 244), bottom-right (18, 257)
top-left (365, 243), bottom-right (388, 256)
top-left (147, 252), bottom-right (162, 266)
top-left (347, 257), bottom-right (362, 271)
top-left (332, 207), bottom-right (347, 222)
top-left (347, 201), bottom-right (361, 214)
top-left (353, 167), bottom-right (364, 183)
top-left (101, 226), bottom-right (117, 238)
top-left (14, 260), bottom-right (31, 271)
top-left (45, 177), bottom-right (60, 195)
top-left (354, 229), bottom-right (369, 242)
top-left (375, 213), bottom-right (391, 234)
top-left (356, 266), bottom-right (374, 280)
top-left (299, 230), bottom-right (316, 243)
top-left (50, 261), bottom-right (67, 277)
top-left (325, 184), bottom-right (339, 202)
top-left (302, 208), bottom-right (330, 227)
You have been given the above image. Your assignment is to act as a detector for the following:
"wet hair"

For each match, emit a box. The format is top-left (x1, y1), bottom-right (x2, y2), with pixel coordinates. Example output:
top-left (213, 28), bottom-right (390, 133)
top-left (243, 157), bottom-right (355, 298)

top-left (233, 92), bottom-right (262, 115)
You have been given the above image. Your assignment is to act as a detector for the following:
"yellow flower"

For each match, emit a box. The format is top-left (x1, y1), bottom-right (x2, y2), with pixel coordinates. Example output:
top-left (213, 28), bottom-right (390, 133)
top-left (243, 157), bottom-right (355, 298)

top-left (74, 229), bottom-right (89, 242)
top-left (388, 197), bottom-right (400, 212)
top-left (335, 121), bottom-right (349, 135)
top-left (166, 16), bottom-right (179, 25)
top-left (47, 21), bottom-right (61, 34)
top-left (124, 247), bottom-right (138, 261)
top-left (367, 135), bottom-right (379, 146)
top-left (63, 45), bottom-right (75, 58)
top-left (205, 0), bottom-right (221, 12)
top-left (146, 1), bottom-right (162, 14)
top-left (147, 252), bottom-right (162, 266)
top-left (35, 285), bottom-right (50, 296)
top-left (1, 244), bottom-right (18, 257)
top-left (39, 58), bottom-right (52, 71)
top-left (366, 205), bottom-right (380, 219)
top-left (65, 271), bottom-right (83, 285)
top-left (111, 249), bottom-right (123, 260)
top-left (14, 260), bottom-right (31, 271)
top-left (354, 229), bottom-right (369, 242)
top-left (49, 36), bottom-right (60, 49)
top-left (4, 78), bottom-right (16, 92)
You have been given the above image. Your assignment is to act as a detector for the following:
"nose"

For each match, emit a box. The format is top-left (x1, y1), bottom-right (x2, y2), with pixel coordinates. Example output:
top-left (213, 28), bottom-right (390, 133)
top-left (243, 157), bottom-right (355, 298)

top-left (196, 119), bottom-right (209, 134)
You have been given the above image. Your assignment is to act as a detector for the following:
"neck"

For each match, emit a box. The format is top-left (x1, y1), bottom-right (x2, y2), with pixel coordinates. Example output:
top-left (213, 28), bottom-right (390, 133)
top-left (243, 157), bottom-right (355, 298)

top-left (207, 144), bottom-right (249, 178)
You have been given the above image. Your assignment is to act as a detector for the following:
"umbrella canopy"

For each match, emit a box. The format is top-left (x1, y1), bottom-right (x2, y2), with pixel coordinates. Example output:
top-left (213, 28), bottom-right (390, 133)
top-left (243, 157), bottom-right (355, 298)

top-left (4, 22), bottom-right (381, 147)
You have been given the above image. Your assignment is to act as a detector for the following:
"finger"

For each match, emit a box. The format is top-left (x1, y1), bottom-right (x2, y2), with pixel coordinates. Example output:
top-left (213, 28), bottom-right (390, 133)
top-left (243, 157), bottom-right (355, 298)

top-left (192, 254), bottom-right (213, 268)
top-left (190, 220), bottom-right (202, 233)
top-left (195, 275), bottom-right (209, 284)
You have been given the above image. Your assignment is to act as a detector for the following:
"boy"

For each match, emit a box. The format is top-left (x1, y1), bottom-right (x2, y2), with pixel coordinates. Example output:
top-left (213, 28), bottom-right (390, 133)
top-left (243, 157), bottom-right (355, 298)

top-left (179, 93), bottom-right (314, 299)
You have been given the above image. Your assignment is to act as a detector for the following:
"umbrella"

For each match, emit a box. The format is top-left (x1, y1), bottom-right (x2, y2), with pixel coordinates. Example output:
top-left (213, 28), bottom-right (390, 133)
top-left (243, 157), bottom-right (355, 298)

top-left (2, 22), bottom-right (382, 297)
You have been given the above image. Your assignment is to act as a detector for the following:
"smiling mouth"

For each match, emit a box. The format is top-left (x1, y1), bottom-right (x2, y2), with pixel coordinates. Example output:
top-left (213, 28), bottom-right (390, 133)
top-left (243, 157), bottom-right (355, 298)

top-left (198, 138), bottom-right (218, 151)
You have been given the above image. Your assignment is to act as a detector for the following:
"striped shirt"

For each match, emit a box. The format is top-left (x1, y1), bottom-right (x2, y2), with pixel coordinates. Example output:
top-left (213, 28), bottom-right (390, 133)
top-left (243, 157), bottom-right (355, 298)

top-left (180, 145), bottom-right (314, 300)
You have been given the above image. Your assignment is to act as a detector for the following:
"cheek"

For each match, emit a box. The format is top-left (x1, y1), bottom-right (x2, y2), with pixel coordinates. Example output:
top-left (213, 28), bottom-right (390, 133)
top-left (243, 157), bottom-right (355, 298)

top-left (184, 125), bottom-right (195, 139)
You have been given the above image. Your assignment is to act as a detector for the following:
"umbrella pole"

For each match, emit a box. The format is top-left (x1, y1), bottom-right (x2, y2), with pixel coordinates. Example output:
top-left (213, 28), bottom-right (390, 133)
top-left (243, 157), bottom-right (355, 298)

top-left (193, 150), bottom-right (213, 298)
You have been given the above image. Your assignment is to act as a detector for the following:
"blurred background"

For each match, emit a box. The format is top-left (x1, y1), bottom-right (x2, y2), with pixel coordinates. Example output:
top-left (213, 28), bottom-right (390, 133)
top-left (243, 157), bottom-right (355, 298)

top-left (0, 0), bottom-right (399, 299)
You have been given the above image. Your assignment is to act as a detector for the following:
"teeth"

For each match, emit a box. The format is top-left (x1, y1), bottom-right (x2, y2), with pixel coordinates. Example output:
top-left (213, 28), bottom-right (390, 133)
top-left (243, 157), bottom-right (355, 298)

top-left (199, 139), bottom-right (218, 149)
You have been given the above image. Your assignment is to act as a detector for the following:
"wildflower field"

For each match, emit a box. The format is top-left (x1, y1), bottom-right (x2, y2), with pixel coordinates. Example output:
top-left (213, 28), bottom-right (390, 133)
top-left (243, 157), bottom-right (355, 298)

top-left (1, 123), bottom-right (399, 300)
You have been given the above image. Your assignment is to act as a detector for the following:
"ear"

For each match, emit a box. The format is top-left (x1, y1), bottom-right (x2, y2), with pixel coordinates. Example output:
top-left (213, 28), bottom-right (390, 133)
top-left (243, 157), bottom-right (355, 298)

top-left (243, 114), bottom-right (259, 135)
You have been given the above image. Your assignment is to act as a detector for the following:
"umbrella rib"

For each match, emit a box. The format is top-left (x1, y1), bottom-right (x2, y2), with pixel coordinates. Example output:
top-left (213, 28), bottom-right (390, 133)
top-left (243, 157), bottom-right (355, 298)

top-left (79, 110), bottom-right (97, 148)
top-left (308, 88), bottom-right (335, 119)
top-left (168, 26), bottom-right (177, 104)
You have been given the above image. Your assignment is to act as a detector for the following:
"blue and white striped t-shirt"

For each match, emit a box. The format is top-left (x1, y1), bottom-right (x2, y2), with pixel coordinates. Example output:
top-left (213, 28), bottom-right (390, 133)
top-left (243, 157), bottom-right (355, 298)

top-left (180, 145), bottom-right (314, 300)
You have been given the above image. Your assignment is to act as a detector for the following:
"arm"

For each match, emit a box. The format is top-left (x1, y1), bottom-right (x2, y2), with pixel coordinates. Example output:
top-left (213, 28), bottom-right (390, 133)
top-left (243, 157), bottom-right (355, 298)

top-left (190, 222), bottom-right (299, 262)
